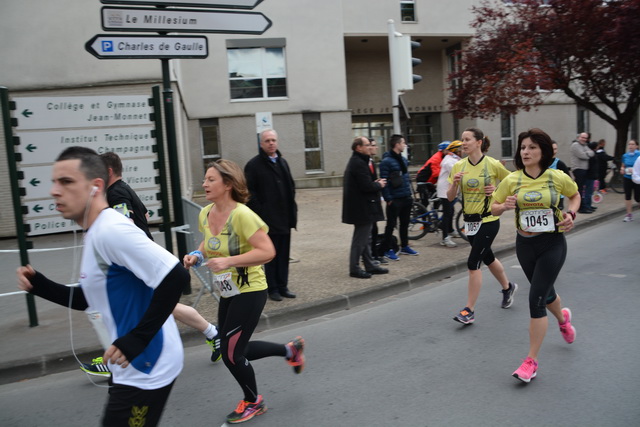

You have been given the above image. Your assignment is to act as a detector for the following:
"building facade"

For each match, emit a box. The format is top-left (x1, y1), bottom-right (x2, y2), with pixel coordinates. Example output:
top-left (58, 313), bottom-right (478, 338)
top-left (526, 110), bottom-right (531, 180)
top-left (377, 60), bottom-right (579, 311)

top-left (0, 0), bottom-right (631, 236)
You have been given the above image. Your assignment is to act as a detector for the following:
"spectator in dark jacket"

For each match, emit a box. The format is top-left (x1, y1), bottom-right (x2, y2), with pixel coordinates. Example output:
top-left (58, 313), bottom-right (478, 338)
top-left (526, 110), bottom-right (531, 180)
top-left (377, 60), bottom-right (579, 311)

top-left (342, 137), bottom-right (388, 278)
top-left (379, 134), bottom-right (419, 261)
top-left (245, 129), bottom-right (298, 301)
top-left (595, 139), bottom-right (615, 191)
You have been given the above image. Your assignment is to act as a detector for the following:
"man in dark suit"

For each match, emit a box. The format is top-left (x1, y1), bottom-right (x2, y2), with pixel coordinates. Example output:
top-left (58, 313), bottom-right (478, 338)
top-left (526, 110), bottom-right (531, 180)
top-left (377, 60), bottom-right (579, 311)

top-left (245, 129), bottom-right (298, 301)
top-left (342, 136), bottom-right (389, 278)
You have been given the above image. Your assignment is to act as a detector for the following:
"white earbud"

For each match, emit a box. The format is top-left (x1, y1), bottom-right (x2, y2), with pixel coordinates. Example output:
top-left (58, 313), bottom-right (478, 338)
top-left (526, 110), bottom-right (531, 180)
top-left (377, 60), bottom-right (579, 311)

top-left (90, 186), bottom-right (98, 197)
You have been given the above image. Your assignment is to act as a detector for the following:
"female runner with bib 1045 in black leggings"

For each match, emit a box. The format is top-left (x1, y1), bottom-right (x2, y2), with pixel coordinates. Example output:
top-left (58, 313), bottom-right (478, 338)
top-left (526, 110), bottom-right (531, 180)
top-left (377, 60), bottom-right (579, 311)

top-left (492, 128), bottom-right (581, 383)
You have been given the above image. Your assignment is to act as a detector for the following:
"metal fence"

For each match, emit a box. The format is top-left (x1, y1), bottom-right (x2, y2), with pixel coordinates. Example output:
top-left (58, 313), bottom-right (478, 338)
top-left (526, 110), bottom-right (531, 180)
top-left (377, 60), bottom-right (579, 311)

top-left (180, 197), bottom-right (220, 308)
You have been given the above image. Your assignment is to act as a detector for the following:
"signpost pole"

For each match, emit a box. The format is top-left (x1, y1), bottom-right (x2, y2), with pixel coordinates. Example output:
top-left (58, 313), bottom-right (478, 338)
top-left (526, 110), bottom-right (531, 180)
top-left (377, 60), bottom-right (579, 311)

top-left (1, 87), bottom-right (38, 326)
top-left (151, 85), bottom-right (174, 256)
top-left (160, 60), bottom-right (190, 294)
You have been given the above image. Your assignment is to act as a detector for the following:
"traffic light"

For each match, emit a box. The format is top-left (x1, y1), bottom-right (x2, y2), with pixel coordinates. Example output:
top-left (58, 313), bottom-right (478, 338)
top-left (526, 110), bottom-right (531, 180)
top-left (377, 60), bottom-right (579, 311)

top-left (390, 34), bottom-right (422, 92)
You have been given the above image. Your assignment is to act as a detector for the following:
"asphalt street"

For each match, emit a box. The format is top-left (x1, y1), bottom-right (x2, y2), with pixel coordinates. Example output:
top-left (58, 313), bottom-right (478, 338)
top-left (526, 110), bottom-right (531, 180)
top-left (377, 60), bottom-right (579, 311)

top-left (1, 215), bottom-right (638, 427)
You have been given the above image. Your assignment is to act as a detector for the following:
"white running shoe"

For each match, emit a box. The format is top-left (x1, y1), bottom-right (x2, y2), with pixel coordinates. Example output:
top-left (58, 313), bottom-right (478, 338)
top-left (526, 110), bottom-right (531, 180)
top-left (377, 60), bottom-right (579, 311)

top-left (440, 236), bottom-right (457, 247)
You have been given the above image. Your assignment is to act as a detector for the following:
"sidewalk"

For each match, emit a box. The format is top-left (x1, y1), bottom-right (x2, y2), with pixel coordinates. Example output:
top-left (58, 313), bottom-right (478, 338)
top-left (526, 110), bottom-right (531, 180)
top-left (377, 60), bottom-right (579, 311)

top-left (0, 187), bottom-right (628, 384)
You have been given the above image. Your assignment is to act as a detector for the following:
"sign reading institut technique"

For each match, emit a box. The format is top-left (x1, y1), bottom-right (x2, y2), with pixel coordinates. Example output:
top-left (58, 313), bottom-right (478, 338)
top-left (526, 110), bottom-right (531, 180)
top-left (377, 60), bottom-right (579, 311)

top-left (13, 95), bottom-right (161, 235)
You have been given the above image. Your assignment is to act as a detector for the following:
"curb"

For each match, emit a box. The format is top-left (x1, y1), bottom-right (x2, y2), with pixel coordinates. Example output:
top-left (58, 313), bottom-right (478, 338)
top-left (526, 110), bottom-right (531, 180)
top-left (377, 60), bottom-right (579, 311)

top-left (0, 207), bottom-right (626, 384)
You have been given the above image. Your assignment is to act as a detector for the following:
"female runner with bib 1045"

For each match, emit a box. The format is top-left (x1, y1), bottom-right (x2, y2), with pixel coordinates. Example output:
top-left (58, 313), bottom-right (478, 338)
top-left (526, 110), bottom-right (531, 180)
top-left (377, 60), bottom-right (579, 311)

top-left (492, 128), bottom-right (580, 383)
top-left (447, 128), bottom-right (518, 325)
top-left (183, 160), bottom-right (305, 424)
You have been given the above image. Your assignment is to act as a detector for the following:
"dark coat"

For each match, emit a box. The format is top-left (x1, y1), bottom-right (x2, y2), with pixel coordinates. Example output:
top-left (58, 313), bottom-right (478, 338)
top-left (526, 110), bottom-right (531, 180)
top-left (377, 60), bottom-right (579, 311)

top-left (245, 148), bottom-right (297, 234)
top-left (379, 151), bottom-right (412, 201)
top-left (342, 151), bottom-right (384, 225)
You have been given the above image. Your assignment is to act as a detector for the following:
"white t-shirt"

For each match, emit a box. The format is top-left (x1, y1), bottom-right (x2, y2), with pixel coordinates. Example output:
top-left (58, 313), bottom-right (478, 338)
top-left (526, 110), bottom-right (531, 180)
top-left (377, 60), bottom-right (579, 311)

top-left (80, 208), bottom-right (183, 389)
top-left (633, 155), bottom-right (640, 184)
top-left (436, 153), bottom-right (461, 199)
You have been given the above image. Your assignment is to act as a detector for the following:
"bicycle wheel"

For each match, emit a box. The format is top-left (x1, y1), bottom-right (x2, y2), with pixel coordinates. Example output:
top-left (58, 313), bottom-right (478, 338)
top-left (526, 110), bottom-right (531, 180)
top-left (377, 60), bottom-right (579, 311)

top-left (408, 201), bottom-right (428, 240)
top-left (608, 170), bottom-right (624, 194)
top-left (455, 208), bottom-right (469, 242)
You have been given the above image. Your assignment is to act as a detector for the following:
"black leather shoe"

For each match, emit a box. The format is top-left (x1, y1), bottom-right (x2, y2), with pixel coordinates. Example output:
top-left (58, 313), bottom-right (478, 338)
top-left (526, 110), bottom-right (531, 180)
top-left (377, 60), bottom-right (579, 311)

top-left (349, 270), bottom-right (372, 279)
top-left (269, 292), bottom-right (283, 301)
top-left (366, 266), bottom-right (389, 275)
top-left (280, 289), bottom-right (297, 298)
top-left (578, 209), bottom-right (593, 214)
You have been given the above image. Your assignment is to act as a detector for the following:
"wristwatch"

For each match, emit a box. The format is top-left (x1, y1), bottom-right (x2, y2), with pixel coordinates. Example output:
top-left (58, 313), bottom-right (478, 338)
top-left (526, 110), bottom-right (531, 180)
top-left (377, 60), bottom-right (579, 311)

top-left (566, 210), bottom-right (576, 220)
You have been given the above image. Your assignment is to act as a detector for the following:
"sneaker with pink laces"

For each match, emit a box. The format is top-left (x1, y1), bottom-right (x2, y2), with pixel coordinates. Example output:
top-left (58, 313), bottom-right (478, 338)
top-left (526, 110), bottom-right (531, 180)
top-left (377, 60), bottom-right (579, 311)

top-left (559, 308), bottom-right (576, 344)
top-left (286, 336), bottom-right (305, 374)
top-left (512, 357), bottom-right (538, 383)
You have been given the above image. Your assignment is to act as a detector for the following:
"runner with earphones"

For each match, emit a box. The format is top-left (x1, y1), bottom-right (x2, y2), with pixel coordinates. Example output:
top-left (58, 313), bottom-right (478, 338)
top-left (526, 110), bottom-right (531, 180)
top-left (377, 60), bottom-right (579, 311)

top-left (17, 147), bottom-right (188, 426)
top-left (78, 152), bottom-right (222, 378)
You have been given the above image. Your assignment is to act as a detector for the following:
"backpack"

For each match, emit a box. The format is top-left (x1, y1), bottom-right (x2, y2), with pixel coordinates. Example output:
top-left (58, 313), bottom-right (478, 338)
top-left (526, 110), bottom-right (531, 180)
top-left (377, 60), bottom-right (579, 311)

top-left (374, 233), bottom-right (399, 257)
top-left (416, 164), bottom-right (432, 183)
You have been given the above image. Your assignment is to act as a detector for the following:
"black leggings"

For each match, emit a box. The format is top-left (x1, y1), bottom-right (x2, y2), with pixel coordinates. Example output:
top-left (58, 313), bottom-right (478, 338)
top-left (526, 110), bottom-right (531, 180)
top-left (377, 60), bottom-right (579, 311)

top-left (623, 177), bottom-right (640, 202)
top-left (516, 232), bottom-right (567, 319)
top-left (466, 219), bottom-right (499, 270)
top-left (218, 290), bottom-right (286, 402)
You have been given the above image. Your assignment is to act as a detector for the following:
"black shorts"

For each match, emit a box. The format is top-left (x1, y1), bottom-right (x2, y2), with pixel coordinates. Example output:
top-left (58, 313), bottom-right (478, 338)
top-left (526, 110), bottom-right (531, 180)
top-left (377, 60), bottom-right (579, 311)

top-left (102, 379), bottom-right (175, 427)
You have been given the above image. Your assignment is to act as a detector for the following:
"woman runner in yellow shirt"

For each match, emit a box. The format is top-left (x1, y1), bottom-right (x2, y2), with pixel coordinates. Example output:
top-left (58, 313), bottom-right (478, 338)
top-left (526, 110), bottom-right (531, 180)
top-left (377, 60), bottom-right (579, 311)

top-left (447, 128), bottom-right (518, 324)
top-left (492, 128), bottom-right (580, 383)
top-left (183, 160), bottom-right (305, 424)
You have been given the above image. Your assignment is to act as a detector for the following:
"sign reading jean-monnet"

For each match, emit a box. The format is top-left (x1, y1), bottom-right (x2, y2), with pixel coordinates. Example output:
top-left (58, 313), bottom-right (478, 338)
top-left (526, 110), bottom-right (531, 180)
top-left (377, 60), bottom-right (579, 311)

top-left (12, 95), bottom-right (161, 235)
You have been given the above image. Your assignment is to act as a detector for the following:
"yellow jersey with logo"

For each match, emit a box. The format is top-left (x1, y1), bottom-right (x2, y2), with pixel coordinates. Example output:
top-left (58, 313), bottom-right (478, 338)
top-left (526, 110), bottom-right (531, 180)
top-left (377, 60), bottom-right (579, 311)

top-left (198, 203), bottom-right (269, 294)
top-left (448, 155), bottom-right (510, 223)
top-left (493, 168), bottom-right (578, 233)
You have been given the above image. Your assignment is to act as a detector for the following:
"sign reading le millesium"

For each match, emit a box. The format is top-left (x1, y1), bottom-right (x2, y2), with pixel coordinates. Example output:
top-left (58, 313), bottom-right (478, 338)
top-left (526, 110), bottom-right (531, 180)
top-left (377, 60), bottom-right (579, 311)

top-left (13, 95), bottom-right (152, 130)
top-left (102, 7), bottom-right (272, 34)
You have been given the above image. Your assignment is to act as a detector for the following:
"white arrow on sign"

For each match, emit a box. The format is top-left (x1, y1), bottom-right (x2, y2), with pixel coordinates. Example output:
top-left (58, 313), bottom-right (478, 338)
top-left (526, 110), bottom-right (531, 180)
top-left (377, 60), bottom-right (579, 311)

top-left (100, 0), bottom-right (263, 9)
top-left (102, 7), bottom-right (271, 34)
top-left (86, 35), bottom-right (208, 59)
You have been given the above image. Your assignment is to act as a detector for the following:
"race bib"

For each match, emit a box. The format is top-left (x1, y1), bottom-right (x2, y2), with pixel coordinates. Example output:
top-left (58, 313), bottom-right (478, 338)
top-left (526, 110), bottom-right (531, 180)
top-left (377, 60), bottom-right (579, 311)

top-left (464, 221), bottom-right (482, 236)
top-left (214, 272), bottom-right (240, 298)
top-left (520, 209), bottom-right (554, 232)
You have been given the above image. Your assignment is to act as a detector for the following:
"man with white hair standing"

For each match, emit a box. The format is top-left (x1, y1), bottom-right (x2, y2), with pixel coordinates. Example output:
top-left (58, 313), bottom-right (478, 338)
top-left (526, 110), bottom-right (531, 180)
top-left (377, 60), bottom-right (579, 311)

top-left (570, 132), bottom-right (594, 213)
top-left (245, 129), bottom-right (298, 301)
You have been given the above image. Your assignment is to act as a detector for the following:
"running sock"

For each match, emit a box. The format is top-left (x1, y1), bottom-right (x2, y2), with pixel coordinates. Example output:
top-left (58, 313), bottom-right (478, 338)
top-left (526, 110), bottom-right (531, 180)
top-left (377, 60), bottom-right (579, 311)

top-left (285, 343), bottom-right (293, 360)
top-left (203, 323), bottom-right (218, 340)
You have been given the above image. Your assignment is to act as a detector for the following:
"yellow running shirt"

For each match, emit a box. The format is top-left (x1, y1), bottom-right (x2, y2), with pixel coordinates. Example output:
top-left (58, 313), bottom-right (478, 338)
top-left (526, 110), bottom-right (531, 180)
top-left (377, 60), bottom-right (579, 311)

top-left (448, 155), bottom-right (510, 223)
top-left (198, 203), bottom-right (269, 294)
top-left (493, 168), bottom-right (578, 233)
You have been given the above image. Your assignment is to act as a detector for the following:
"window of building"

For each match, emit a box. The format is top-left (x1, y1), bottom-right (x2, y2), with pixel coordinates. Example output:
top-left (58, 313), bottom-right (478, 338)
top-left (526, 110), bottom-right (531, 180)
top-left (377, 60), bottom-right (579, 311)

top-left (577, 106), bottom-right (589, 135)
top-left (400, 0), bottom-right (416, 22)
top-left (352, 116), bottom-right (394, 156)
top-left (227, 46), bottom-right (287, 100)
top-left (501, 113), bottom-right (515, 158)
top-left (200, 119), bottom-right (221, 173)
top-left (447, 44), bottom-right (462, 97)
top-left (303, 113), bottom-right (324, 172)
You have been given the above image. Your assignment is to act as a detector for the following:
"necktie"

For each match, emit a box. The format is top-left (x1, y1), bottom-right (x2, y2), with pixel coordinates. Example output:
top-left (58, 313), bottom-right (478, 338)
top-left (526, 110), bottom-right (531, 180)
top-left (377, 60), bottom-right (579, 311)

top-left (369, 159), bottom-right (374, 174)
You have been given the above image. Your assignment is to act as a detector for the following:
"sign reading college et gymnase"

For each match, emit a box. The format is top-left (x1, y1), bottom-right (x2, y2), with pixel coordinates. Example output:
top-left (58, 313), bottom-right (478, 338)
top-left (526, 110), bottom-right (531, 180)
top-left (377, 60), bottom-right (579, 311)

top-left (100, 0), bottom-right (263, 9)
top-left (13, 95), bottom-right (152, 130)
top-left (86, 35), bottom-right (208, 59)
top-left (101, 7), bottom-right (271, 34)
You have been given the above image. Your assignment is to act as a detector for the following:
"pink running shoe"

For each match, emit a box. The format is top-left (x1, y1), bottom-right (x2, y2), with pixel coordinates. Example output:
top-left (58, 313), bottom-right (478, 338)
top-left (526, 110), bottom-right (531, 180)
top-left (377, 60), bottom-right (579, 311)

top-left (559, 308), bottom-right (576, 344)
top-left (286, 336), bottom-right (305, 374)
top-left (512, 357), bottom-right (538, 383)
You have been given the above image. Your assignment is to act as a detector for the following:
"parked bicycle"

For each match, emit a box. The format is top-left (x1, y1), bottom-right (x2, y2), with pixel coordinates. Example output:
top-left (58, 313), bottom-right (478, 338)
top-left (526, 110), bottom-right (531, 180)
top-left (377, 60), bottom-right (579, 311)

top-left (408, 196), bottom-right (466, 241)
top-left (606, 159), bottom-right (624, 194)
